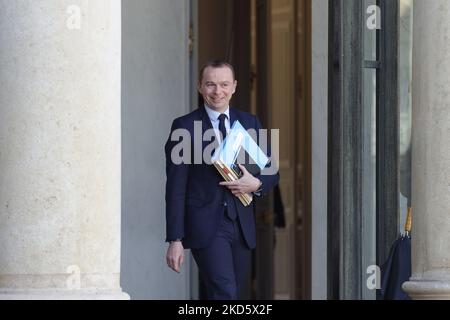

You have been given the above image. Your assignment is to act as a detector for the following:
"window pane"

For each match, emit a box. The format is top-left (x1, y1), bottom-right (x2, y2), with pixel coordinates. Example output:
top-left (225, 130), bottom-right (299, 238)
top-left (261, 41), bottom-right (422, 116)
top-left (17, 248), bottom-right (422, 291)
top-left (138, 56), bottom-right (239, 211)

top-left (362, 68), bottom-right (377, 300)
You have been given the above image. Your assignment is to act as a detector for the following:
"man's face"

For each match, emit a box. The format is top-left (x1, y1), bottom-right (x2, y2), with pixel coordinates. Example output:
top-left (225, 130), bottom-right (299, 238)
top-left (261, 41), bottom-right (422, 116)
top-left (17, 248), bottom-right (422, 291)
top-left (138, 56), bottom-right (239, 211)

top-left (198, 66), bottom-right (237, 112)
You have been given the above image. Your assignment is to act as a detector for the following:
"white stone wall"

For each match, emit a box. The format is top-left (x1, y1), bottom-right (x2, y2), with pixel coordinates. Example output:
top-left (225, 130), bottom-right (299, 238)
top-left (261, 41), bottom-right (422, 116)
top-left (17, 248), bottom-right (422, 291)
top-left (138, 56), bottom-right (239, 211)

top-left (0, 0), bottom-right (126, 299)
top-left (403, 0), bottom-right (450, 299)
top-left (121, 0), bottom-right (191, 299)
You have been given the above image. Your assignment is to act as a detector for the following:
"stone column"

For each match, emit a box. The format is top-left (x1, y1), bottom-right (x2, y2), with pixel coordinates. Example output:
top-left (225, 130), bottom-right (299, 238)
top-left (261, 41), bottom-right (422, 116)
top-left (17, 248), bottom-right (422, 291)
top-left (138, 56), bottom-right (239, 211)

top-left (402, 0), bottom-right (450, 299)
top-left (0, 1), bottom-right (128, 299)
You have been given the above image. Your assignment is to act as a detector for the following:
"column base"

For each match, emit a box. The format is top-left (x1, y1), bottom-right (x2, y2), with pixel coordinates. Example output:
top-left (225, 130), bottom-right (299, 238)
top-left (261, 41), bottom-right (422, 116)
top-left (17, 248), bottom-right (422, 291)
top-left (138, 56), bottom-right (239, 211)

top-left (403, 281), bottom-right (450, 300)
top-left (0, 289), bottom-right (130, 300)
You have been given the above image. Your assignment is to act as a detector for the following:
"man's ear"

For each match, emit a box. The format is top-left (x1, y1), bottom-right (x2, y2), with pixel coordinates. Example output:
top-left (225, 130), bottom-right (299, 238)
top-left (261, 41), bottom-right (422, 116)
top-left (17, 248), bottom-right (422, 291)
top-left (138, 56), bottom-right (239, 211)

top-left (197, 81), bottom-right (202, 92)
top-left (232, 80), bottom-right (238, 93)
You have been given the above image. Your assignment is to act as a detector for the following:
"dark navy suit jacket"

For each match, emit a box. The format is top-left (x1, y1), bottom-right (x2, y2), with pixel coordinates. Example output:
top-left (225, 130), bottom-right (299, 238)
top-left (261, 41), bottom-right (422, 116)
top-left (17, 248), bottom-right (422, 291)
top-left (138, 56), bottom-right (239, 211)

top-left (165, 106), bottom-right (279, 249)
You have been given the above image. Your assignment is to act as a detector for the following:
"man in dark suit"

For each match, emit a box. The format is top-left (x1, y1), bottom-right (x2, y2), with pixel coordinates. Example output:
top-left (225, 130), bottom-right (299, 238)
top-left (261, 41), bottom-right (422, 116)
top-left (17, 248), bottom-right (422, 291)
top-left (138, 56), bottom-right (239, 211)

top-left (165, 60), bottom-right (279, 300)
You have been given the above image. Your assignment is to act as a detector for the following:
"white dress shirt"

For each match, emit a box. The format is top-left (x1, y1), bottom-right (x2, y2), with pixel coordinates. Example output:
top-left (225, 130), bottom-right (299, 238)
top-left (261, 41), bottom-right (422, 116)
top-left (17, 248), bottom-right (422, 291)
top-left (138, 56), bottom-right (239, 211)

top-left (204, 105), bottom-right (230, 144)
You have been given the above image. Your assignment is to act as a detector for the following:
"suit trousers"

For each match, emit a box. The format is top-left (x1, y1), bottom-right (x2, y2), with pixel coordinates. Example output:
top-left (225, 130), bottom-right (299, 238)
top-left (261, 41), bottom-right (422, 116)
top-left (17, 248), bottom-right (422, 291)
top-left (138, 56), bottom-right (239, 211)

top-left (191, 211), bottom-right (252, 300)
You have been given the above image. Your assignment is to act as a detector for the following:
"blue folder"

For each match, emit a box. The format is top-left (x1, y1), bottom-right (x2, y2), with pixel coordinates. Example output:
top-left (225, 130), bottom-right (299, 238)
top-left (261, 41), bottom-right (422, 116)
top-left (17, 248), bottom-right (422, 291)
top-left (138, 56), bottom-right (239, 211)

top-left (212, 120), bottom-right (269, 177)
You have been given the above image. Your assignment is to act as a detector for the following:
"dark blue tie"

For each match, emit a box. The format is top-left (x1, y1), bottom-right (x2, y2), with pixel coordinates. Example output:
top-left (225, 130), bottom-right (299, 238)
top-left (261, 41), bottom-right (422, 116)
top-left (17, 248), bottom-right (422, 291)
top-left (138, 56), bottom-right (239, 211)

top-left (218, 113), bottom-right (227, 142)
top-left (218, 113), bottom-right (237, 220)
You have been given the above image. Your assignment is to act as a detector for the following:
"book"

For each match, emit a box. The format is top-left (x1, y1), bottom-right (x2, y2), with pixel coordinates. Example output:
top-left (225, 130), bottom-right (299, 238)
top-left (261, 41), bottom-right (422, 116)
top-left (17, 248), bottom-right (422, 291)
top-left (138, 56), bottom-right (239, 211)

top-left (212, 120), bottom-right (270, 206)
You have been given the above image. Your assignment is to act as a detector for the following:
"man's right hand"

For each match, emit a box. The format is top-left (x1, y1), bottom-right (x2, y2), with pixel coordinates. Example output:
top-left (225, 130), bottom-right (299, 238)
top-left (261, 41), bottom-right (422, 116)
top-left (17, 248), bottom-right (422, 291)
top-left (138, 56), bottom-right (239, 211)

top-left (166, 241), bottom-right (184, 273)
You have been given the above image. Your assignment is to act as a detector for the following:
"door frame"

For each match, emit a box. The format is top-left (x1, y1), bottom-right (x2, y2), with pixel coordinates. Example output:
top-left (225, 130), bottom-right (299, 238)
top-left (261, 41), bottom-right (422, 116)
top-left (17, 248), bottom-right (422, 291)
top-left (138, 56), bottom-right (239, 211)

top-left (327, 0), bottom-right (400, 299)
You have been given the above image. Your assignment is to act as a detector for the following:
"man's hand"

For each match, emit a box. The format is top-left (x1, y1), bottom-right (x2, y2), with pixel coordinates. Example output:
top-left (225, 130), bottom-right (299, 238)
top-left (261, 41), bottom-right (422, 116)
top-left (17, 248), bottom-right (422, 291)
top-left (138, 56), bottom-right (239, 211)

top-left (166, 241), bottom-right (184, 273)
top-left (219, 164), bottom-right (262, 196)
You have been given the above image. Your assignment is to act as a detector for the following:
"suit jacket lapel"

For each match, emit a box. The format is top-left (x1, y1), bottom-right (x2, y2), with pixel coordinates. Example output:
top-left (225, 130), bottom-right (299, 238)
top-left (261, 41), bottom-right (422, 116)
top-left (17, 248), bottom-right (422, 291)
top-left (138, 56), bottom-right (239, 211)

top-left (199, 105), bottom-right (213, 131)
top-left (198, 106), bottom-right (219, 160)
top-left (229, 107), bottom-right (238, 128)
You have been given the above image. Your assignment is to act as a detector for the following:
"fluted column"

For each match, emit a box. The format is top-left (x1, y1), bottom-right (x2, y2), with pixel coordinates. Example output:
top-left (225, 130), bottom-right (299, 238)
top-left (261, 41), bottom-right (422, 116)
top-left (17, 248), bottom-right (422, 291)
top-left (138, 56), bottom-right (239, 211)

top-left (402, 0), bottom-right (450, 299)
top-left (0, 1), bottom-right (128, 299)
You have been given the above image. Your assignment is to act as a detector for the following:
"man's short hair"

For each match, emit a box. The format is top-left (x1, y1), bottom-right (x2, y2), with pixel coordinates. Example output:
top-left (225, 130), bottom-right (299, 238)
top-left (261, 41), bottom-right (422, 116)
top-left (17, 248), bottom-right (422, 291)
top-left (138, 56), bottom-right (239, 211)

top-left (199, 60), bottom-right (236, 82)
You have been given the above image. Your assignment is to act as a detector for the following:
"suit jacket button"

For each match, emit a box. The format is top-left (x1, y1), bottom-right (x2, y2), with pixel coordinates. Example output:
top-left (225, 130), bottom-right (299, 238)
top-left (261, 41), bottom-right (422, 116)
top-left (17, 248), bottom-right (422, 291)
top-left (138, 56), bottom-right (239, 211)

top-left (223, 201), bottom-right (227, 207)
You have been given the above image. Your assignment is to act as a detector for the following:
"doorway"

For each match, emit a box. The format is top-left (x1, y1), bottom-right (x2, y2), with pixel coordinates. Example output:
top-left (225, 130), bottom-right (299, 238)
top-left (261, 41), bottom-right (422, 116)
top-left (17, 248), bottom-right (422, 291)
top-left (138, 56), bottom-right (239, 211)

top-left (195, 0), bottom-right (311, 300)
